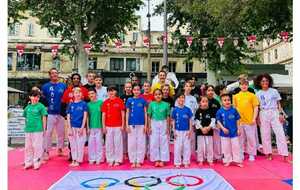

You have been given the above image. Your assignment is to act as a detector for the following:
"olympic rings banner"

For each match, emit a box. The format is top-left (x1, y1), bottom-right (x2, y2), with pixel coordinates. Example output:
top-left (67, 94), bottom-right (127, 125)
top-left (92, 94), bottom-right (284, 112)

top-left (49, 169), bottom-right (234, 190)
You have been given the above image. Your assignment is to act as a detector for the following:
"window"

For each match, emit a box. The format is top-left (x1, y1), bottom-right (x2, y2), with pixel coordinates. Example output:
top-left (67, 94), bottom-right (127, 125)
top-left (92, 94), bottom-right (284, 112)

top-left (133, 32), bottom-right (138, 41)
top-left (27, 23), bottom-right (34, 36)
top-left (268, 52), bottom-right (271, 63)
top-left (110, 58), bottom-right (124, 71)
top-left (152, 61), bottom-right (160, 73)
top-left (126, 58), bottom-right (140, 71)
top-left (185, 62), bottom-right (193, 72)
top-left (274, 49), bottom-right (278, 59)
top-left (52, 57), bottom-right (61, 71)
top-left (119, 33), bottom-right (126, 43)
top-left (16, 53), bottom-right (41, 71)
top-left (168, 61), bottom-right (176, 72)
top-left (88, 57), bottom-right (97, 70)
top-left (8, 53), bottom-right (13, 70)
top-left (8, 24), bottom-right (19, 36)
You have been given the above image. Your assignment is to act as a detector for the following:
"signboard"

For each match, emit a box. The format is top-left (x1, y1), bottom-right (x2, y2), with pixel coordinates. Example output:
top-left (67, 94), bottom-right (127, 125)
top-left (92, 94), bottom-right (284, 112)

top-left (8, 108), bottom-right (25, 138)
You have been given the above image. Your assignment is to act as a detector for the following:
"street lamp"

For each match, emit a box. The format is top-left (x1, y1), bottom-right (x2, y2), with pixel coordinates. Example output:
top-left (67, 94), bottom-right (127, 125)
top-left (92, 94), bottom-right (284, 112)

top-left (146, 0), bottom-right (151, 81)
top-left (162, 0), bottom-right (168, 66)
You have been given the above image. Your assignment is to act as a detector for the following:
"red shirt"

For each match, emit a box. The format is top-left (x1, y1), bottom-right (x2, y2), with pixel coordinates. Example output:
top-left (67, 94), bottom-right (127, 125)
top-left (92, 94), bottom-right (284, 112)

top-left (61, 85), bottom-right (89, 104)
top-left (140, 93), bottom-right (154, 104)
top-left (101, 97), bottom-right (125, 127)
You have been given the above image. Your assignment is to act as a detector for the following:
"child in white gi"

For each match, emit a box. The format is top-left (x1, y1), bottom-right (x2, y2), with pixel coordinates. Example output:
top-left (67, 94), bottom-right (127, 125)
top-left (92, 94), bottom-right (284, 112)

top-left (23, 90), bottom-right (48, 170)
top-left (102, 86), bottom-right (125, 167)
top-left (87, 88), bottom-right (104, 165)
top-left (195, 96), bottom-right (215, 166)
top-left (216, 94), bottom-right (243, 167)
top-left (126, 84), bottom-right (147, 168)
top-left (172, 93), bottom-right (193, 168)
top-left (67, 87), bottom-right (88, 167)
top-left (148, 89), bottom-right (171, 167)
top-left (233, 79), bottom-right (259, 161)
top-left (175, 82), bottom-right (198, 159)
top-left (255, 73), bottom-right (290, 162)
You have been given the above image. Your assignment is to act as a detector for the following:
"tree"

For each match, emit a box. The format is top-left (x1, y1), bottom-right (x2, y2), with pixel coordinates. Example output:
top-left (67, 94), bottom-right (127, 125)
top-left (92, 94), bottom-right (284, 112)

top-left (8, 0), bottom-right (27, 26)
top-left (22, 0), bottom-right (143, 78)
top-left (155, 0), bottom-right (292, 84)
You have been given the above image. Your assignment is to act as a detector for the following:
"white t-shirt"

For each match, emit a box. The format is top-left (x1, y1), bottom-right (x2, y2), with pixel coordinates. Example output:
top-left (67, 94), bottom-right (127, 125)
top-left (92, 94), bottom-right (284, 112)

top-left (256, 88), bottom-right (281, 110)
top-left (96, 86), bottom-right (108, 101)
top-left (152, 72), bottom-right (179, 89)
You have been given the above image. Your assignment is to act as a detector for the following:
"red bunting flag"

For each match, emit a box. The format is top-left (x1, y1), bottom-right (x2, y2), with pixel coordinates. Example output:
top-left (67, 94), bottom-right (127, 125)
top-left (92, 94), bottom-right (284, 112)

top-left (51, 44), bottom-right (59, 57)
top-left (217, 37), bottom-right (225, 48)
top-left (186, 36), bottom-right (193, 47)
top-left (280, 32), bottom-right (289, 42)
top-left (83, 43), bottom-right (92, 54)
top-left (143, 36), bottom-right (149, 47)
top-left (16, 44), bottom-right (25, 56)
top-left (114, 40), bottom-right (122, 49)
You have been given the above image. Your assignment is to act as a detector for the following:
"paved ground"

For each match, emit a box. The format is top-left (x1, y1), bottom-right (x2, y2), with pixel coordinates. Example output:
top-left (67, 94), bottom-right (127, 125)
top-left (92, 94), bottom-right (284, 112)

top-left (8, 147), bottom-right (292, 190)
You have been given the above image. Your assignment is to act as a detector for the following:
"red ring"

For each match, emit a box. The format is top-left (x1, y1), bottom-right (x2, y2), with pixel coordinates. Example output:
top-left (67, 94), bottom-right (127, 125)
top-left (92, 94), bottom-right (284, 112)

top-left (165, 175), bottom-right (204, 187)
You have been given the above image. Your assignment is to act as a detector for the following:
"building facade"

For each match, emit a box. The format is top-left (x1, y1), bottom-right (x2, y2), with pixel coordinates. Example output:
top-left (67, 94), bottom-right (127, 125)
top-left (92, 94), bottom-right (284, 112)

top-left (8, 15), bottom-right (206, 96)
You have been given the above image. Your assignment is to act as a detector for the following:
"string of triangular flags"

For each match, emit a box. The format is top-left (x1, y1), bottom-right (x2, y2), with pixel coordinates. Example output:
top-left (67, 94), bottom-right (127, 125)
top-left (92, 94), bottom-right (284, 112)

top-left (15, 32), bottom-right (290, 56)
top-left (184, 32), bottom-right (290, 49)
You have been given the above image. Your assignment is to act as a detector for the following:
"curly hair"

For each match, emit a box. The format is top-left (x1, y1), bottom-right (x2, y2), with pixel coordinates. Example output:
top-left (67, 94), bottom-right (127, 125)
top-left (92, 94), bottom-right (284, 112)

top-left (254, 73), bottom-right (273, 89)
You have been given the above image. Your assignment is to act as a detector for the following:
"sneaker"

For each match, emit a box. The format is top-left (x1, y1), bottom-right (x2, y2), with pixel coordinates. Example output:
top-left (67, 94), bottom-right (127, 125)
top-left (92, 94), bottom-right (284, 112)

top-left (249, 155), bottom-right (255, 162)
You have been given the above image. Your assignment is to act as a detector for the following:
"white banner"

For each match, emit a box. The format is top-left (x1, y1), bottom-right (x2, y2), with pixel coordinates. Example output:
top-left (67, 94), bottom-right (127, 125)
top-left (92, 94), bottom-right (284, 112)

top-left (49, 169), bottom-right (235, 190)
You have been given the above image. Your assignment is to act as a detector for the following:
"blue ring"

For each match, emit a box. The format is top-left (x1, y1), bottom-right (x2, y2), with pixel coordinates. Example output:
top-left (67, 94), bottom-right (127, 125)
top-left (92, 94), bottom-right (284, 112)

top-left (80, 177), bottom-right (120, 188)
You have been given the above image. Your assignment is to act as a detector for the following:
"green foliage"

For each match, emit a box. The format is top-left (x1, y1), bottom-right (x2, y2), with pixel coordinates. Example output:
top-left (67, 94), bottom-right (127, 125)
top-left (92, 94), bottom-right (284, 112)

top-left (8, 0), bottom-right (27, 26)
top-left (23, 0), bottom-right (143, 50)
top-left (155, 0), bottom-right (292, 74)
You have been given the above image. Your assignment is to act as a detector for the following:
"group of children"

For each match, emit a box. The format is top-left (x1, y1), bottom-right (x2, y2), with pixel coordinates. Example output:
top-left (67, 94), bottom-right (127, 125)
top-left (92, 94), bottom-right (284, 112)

top-left (23, 72), bottom-right (290, 170)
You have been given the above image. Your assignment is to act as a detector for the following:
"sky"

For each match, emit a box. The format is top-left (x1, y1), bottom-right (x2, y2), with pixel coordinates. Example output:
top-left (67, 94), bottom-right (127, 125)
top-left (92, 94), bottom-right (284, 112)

top-left (136, 0), bottom-right (164, 31)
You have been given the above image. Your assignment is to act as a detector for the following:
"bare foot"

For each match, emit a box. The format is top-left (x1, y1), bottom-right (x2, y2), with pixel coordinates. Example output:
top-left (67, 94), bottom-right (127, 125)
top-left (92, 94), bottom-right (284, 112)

top-left (24, 164), bottom-right (32, 170)
top-left (136, 163), bottom-right (141, 168)
top-left (236, 163), bottom-right (244, 168)
top-left (114, 162), bottom-right (120, 166)
top-left (184, 164), bottom-right (189, 168)
top-left (108, 162), bottom-right (114, 167)
top-left (159, 162), bottom-right (164, 167)
top-left (131, 163), bottom-right (136, 168)
top-left (284, 156), bottom-right (292, 163)
top-left (198, 162), bottom-right (203, 166)
top-left (175, 165), bottom-right (180, 168)
top-left (155, 162), bottom-right (160, 167)
top-left (267, 154), bottom-right (273, 160)
top-left (224, 163), bottom-right (230, 167)
top-left (208, 162), bottom-right (214, 166)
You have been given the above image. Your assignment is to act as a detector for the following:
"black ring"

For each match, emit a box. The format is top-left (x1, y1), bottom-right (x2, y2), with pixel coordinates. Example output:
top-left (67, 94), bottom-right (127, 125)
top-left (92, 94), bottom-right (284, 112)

top-left (124, 176), bottom-right (162, 187)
